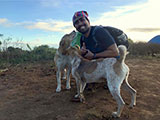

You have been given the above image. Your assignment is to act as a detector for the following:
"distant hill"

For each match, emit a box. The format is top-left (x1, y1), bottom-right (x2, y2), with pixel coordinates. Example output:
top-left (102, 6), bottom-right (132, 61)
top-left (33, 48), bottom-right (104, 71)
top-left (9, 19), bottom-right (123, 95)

top-left (148, 35), bottom-right (160, 44)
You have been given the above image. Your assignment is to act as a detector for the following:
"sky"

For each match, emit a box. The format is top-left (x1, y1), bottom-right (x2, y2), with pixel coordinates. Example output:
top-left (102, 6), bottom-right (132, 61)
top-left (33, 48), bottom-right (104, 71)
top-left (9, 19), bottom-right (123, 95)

top-left (0, 0), bottom-right (160, 49)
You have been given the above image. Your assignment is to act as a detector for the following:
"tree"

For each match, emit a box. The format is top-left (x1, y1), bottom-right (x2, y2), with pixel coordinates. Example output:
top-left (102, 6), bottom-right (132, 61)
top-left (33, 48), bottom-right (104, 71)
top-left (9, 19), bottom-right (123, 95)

top-left (0, 34), bottom-right (3, 51)
top-left (0, 34), bottom-right (3, 45)
top-left (128, 38), bottom-right (134, 44)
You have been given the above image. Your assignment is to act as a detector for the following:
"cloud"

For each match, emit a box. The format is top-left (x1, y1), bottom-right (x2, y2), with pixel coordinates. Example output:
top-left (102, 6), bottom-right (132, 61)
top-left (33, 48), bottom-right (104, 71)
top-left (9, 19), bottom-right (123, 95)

top-left (128, 28), bottom-right (160, 32)
top-left (0, 18), bottom-right (8, 24)
top-left (93, 1), bottom-right (147, 27)
top-left (0, 18), bottom-right (74, 33)
top-left (40, 0), bottom-right (63, 7)
top-left (25, 19), bottom-right (74, 33)
top-left (39, 0), bottom-right (82, 8)
top-left (1, 0), bottom-right (160, 43)
top-left (92, 0), bottom-right (160, 42)
top-left (0, 18), bottom-right (13, 27)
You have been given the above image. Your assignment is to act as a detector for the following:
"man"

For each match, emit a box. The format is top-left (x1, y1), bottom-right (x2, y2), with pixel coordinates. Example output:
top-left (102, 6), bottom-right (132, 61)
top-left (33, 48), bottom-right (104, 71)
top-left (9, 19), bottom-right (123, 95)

top-left (72, 10), bottom-right (119, 60)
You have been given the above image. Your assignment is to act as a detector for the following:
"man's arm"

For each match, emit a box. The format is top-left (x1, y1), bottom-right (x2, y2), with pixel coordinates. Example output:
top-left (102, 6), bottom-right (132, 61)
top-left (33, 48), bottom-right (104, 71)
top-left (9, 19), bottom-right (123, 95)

top-left (83, 43), bottom-right (119, 59)
top-left (82, 26), bottom-right (119, 60)
top-left (94, 43), bottom-right (119, 58)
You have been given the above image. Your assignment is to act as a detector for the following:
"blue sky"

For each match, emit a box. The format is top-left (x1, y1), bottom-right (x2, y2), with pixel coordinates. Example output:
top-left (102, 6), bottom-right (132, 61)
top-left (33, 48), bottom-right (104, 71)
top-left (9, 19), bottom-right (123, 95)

top-left (0, 0), bottom-right (160, 49)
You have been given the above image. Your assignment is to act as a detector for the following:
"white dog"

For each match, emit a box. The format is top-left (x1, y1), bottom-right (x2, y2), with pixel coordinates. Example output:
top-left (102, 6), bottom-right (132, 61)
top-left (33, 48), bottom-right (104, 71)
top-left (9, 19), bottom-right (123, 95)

top-left (66, 45), bottom-right (136, 118)
top-left (54, 31), bottom-right (76, 92)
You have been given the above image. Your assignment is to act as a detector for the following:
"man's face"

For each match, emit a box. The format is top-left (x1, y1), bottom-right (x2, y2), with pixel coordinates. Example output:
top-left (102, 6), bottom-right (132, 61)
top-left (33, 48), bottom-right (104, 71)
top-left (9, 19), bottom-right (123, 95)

top-left (74, 17), bottom-right (90, 34)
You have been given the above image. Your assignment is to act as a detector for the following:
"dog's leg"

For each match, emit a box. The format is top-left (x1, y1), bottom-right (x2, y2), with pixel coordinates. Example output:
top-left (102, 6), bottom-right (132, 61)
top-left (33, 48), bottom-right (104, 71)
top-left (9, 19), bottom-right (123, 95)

top-left (122, 71), bottom-right (136, 108)
top-left (56, 68), bottom-right (62, 92)
top-left (108, 82), bottom-right (125, 118)
top-left (66, 68), bottom-right (71, 90)
top-left (73, 72), bottom-right (81, 98)
top-left (81, 81), bottom-right (87, 92)
top-left (79, 81), bottom-right (86, 102)
top-left (73, 72), bottom-right (85, 102)
top-left (62, 69), bottom-right (66, 79)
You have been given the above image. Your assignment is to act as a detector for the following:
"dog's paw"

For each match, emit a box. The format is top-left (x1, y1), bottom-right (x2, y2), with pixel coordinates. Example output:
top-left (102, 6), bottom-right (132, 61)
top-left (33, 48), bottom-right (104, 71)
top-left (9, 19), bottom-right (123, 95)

top-left (80, 96), bottom-right (85, 103)
top-left (71, 97), bottom-right (80, 102)
top-left (112, 112), bottom-right (120, 118)
top-left (71, 94), bottom-right (85, 103)
top-left (74, 94), bottom-right (79, 98)
top-left (70, 94), bottom-right (80, 102)
top-left (56, 87), bottom-right (61, 92)
top-left (66, 85), bottom-right (71, 90)
top-left (129, 103), bottom-right (136, 108)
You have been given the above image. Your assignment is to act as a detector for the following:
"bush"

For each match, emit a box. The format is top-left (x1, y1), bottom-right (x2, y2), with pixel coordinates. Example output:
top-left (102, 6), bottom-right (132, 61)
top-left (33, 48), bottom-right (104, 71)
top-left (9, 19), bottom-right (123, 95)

top-left (0, 45), bottom-right (57, 65)
top-left (128, 42), bottom-right (160, 57)
top-left (1, 41), bottom-right (160, 66)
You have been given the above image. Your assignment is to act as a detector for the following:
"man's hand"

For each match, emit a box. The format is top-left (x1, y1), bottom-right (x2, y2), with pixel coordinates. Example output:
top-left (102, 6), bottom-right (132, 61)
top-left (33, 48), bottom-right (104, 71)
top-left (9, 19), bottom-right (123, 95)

top-left (80, 42), bottom-right (94, 60)
top-left (81, 42), bottom-right (87, 55)
top-left (84, 50), bottom-right (94, 60)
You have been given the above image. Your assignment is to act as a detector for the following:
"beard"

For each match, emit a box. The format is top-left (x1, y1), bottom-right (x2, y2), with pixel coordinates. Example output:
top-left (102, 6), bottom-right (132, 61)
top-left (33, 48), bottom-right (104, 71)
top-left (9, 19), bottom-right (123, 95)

top-left (76, 24), bottom-right (90, 34)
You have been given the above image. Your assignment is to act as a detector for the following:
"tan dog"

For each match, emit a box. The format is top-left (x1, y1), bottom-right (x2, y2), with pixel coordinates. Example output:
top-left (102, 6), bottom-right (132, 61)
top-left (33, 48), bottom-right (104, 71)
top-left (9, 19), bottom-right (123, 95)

top-left (66, 45), bottom-right (136, 118)
top-left (54, 31), bottom-right (76, 92)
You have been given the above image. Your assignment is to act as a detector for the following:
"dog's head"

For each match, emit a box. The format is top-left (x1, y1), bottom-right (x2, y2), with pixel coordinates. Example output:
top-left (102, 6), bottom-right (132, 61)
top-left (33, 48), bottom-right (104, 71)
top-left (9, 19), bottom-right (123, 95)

top-left (58, 31), bottom-right (76, 54)
top-left (65, 46), bottom-right (83, 68)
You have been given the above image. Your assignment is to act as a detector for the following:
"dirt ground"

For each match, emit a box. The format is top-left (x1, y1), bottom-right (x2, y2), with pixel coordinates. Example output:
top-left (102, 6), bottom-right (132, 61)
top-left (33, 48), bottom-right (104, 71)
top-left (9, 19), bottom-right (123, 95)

top-left (0, 58), bottom-right (160, 120)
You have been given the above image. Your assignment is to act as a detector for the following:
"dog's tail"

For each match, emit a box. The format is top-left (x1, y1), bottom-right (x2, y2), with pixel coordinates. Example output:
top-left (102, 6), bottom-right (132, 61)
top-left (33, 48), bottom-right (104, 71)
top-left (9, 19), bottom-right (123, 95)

top-left (117, 45), bottom-right (128, 63)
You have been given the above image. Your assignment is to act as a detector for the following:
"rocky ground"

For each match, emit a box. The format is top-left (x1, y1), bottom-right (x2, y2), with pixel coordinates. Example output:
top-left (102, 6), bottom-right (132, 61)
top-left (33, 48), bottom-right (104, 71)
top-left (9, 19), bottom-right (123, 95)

top-left (0, 58), bottom-right (160, 120)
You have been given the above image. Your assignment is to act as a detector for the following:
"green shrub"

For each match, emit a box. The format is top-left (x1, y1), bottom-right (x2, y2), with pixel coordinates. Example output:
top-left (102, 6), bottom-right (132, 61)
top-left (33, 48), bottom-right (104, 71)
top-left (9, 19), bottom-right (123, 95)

top-left (0, 45), bottom-right (57, 65)
top-left (128, 42), bottom-right (160, 57)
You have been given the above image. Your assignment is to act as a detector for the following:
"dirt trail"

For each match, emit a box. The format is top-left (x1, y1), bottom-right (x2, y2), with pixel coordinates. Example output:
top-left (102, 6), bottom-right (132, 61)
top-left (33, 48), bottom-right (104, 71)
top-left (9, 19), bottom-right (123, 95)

top-left (0, 58), bottom-right (160, 120)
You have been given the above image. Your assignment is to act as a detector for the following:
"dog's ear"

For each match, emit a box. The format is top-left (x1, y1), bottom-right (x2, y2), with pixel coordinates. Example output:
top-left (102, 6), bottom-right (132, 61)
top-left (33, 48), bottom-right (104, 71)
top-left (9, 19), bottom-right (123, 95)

top-left (65, 46), bottom-right (72, 55)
